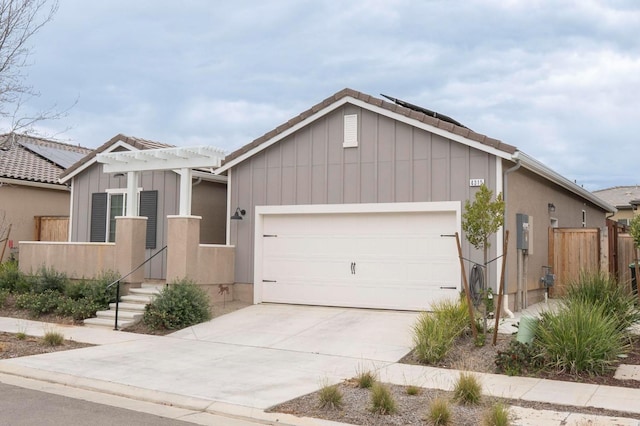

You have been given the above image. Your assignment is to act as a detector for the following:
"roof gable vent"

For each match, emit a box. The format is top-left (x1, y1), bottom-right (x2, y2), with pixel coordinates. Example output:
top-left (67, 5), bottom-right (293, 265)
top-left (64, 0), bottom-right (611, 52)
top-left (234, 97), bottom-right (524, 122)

top-left (343, 114), bottom-right (358, 148)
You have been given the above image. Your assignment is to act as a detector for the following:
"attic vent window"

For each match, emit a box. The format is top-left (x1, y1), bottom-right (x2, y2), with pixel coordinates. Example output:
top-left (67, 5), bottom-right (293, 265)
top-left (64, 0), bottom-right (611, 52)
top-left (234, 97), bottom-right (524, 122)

top-left (343, 114), bottom-right (358, 148)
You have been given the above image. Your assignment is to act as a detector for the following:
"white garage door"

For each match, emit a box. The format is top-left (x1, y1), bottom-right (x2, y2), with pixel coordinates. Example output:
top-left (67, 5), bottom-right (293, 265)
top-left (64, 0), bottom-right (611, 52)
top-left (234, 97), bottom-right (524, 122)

top-left (256, 204), bottom-right (461, 311)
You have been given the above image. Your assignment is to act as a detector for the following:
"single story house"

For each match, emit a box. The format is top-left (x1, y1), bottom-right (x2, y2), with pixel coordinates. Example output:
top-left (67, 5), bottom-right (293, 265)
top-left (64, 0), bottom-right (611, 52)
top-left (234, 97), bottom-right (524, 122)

top-left (57, 134), bottom-right (228, 279)
top-left (215, 88), bottom-right (615, 312)
top-left (593, 186), bottom-right (640, 226)
top-left (0, 133), bottom-right (91, 262)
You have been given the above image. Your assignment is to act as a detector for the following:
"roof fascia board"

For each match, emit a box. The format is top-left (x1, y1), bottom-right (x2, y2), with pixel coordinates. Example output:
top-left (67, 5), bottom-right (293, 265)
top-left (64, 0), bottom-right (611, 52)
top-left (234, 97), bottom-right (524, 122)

top-left (59, 140), bottom-right (139, 183)
top-left (513, 151), bottom-right (616, 213)
top-left (216, 96), bottom-right (512, 174)
top-left (216, 97), bottom-right (352, 174)
top-left (0, 177), bottom-right (69, 191)
top-left (192, 169), bottom-right (227, 184)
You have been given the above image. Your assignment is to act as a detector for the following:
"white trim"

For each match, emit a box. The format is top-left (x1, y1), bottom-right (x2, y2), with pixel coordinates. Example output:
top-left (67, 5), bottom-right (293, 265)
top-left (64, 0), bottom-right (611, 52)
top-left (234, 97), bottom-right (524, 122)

top-left (513, 152), bottom-right (616, 213)
top-left (216, 96), bottom-right (512, 175)
top-left (226, 169), bottom-right (232, 245)
top-left (495, 158), bottom-right (503, 291)
top-left (59, 140), bottom-right (140, 183)
top-left (0, 177), bottom-right (69, 191)
top-left (98, 145), bottom-right (226, 174)
top-left (253, 201), bottom-right (462, 305)
top-left (192, 169), bottom-right (227, 184)
top-left (67, 181), bottom-right (74, 241)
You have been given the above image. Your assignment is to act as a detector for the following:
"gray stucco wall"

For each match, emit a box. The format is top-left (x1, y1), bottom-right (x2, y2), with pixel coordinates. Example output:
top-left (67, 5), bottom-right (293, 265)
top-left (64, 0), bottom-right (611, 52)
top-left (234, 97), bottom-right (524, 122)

top-left (504, 161), bottom-right (607, 306)
top-left (229, 103), bottom-right (500, 285)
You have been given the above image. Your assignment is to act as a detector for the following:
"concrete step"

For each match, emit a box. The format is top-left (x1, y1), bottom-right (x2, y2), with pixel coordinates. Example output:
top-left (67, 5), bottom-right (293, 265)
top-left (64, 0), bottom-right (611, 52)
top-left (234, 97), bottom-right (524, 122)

top-left (120, 294), bottom-right (156, 304)
top-left (108, 302), bottom-right (147, 312)
top-left (84, 317), bottom-right (135, 329)
top-left (129, 287), bottom-right (162, 297)
top-left (96, 310), bottom-right (142, 321)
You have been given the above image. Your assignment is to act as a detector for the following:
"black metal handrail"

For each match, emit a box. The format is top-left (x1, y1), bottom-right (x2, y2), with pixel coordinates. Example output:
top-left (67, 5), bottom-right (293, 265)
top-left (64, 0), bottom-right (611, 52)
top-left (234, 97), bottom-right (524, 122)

top-left (106, 245), bottom-right (167, 330)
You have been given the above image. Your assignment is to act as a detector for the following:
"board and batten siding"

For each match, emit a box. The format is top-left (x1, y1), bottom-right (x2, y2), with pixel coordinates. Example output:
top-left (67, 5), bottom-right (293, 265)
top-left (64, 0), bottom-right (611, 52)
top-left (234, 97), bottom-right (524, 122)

top-left (70, 161), bottom-right (180, 279)
top-left (229, 104), bottom-right (499, 285)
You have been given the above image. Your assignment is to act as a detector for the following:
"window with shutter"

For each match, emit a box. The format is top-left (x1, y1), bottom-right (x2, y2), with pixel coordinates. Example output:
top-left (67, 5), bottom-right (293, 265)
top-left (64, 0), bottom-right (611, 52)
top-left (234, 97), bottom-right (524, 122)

top-left (90, 193), bottom-right (108, 242)
top-left (140, 190), bottom-right (158, 249)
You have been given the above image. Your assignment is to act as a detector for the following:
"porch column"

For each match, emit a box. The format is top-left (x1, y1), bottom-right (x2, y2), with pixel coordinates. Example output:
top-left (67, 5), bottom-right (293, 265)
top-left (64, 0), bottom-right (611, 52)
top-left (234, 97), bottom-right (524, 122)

top-left (125, 171), bottom-right (140, 216)
top-left (115, 216), bottom-right (147, 284)
top-left (166, 215), bottom-right (201, 283)
top-left (179, 168), bottom-right (192, 216)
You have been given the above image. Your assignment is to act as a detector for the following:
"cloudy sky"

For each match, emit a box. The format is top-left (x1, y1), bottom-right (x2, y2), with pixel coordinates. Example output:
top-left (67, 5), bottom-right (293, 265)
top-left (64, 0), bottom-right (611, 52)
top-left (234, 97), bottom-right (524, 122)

top-left (8, 0), bottom-right (640, 190)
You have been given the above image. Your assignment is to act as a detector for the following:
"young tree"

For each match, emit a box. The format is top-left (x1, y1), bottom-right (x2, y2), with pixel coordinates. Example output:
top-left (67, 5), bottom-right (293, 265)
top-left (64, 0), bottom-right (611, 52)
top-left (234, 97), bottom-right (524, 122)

top-left (629, 214), bottom-right (640, 299)
top-left (462, 184), bottom-right (505, 270)
top-left (0, 0), bottom-right (61, 132)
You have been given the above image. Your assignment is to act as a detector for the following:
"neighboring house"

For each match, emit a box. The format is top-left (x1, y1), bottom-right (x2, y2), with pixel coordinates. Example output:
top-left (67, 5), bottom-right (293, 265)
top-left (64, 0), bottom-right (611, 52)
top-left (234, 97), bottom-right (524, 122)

top-left (0, 133), bottom-right (91, 262)
top-left (215, 88), bottom-right (615, 312)
top-left (58, 134), bottom-right (227, 279)
top-left (593, 186), bottom-right (640, 225)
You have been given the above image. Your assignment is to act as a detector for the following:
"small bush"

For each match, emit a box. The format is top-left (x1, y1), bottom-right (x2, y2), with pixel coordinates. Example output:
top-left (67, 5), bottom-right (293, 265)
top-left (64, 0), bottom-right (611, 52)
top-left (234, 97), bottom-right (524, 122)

top-left (412, 298), bottom-right (470, 364)
top-left (55, 297), bottom-right (102, 321)
top-left (355, 368), bottom-right (376, 389)
top-left (452, 372), bottom-right (482, 405)
top-left (370, 383), bottom-right (397, 415)
top-left (406, 384), bottom-right (421, 396)
top-left (564, 271), bottom-right (640, 332)
top-left (482, 402), bottom-right (511, 426)
top-left (535, 300), bottom-right (628, 375)
top-left (0, 288), bottom-right (9, 307)
top-left (42, 330), bottom-right (64, 346)
top-left (495, 340), bottom-right (543, 376)
top-left (31, 266), bottom-right (68, 294)
top-left (0, 261), bottom-right (29, 293)
top-left (317, 382), bottom-right (342, 410)
top-left (15, 290), bottom-right (64, 317)
top-left (142, 279), bottom-right (211, 330)
top-left (15, 331), bottom-right (27, 340)
top-left (65, 272), bottom-right (118, 308)
top-left (427, 397), bottom-right (452, 425)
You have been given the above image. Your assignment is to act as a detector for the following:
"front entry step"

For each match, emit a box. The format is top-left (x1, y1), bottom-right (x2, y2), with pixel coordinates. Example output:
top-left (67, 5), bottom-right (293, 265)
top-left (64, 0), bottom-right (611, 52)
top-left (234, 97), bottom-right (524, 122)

top-left (84, 283), bottom-right (164, 330)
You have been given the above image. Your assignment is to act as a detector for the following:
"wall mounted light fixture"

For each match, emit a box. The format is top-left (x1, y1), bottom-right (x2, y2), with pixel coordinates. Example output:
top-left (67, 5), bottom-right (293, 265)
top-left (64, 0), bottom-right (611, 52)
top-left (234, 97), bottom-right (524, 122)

top-left (231, 207), bottom-right (246, 220)
top-left (548, 203), bottom-right (556, 213)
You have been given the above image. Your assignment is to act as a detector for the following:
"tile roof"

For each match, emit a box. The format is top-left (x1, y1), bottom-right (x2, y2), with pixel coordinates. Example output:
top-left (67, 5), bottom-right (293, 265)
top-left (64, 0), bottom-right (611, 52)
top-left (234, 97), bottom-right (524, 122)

top-left (0, 133), bottom-right (92, 185)
top-left (59, 133), bottom-right (175, 180)
top-left (592, 185), bottom-right (640, 209)
top-left (223, 88), bottom-right (517, 165)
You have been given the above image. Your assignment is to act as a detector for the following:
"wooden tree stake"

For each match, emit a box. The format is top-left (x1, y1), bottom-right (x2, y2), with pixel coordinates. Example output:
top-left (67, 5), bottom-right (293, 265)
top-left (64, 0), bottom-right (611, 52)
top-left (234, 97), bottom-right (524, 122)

top-left (493, 230), bottom-right (509, 346)
top-left (455, 232), bottom-right (477, 340)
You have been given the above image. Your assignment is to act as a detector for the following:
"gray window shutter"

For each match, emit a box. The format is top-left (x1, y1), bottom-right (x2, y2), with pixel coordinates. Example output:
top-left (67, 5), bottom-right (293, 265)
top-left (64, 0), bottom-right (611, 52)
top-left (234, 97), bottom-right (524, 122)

top-left (90, 192), bottom-right (108, 242)
top-left (140, 190), bottom-right (158, 249)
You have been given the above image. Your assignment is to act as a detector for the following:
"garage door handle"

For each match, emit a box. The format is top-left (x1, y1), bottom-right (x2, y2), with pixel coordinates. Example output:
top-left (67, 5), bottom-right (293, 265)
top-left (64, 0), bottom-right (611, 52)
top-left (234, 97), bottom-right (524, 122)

top-left (440, 286), bottom-right (456, 290)
top-left (263, 279), bottom-right (276, 283)
top-left (350, 262), bottom-right (356, 274)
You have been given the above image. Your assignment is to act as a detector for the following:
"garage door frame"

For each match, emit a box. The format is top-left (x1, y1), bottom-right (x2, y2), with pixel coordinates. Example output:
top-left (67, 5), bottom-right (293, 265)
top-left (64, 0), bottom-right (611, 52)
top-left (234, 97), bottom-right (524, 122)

top-left (253, 201), bottom-right (461, 307)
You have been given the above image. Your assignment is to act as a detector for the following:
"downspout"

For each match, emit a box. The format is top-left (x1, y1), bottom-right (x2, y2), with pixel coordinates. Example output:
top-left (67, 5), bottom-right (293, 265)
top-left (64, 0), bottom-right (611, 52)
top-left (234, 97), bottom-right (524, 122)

top-left (502, 159), bottom-right (521, 318)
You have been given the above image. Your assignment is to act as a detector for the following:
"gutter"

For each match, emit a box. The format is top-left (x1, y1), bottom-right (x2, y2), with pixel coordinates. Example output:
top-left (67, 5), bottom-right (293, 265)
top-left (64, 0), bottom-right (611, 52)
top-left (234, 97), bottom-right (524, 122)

top-left (512, 151), bottom-right (617, 213)
top-left (0, 177), bottom-right (69, 191)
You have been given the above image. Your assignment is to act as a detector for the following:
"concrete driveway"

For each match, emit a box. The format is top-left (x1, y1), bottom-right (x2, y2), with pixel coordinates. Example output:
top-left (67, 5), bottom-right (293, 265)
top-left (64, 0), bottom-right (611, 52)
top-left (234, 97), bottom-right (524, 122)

top-left (0, 304), bottom-right (419, 410)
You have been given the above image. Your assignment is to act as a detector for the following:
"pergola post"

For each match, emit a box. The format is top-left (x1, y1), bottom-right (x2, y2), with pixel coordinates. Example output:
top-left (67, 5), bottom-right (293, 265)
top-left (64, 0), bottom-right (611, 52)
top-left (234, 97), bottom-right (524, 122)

top-left (126, 171), bottom-right (139, 216)
top-left (179, 167), bottom-right (192, 216)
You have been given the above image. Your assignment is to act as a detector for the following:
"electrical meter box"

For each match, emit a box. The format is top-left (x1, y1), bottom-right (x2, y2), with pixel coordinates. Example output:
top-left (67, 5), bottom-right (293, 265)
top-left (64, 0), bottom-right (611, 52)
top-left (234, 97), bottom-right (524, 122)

top-left (516, 213), bottom-right (529, 251)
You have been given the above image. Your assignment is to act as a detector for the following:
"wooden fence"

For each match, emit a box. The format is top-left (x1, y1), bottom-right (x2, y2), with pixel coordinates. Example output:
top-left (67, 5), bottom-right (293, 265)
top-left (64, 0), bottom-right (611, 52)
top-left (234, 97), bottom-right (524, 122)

top-left (617, 233), bottom-right (637, 287)
top-left (34, 216), bottom-right (69, 242)
top-left (548, 228), bottom-right (600, 296)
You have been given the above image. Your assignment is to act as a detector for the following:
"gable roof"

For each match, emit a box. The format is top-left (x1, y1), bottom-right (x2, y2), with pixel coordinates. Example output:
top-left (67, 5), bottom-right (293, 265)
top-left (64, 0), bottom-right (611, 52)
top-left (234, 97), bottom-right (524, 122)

top-left (0, 133), bottom-right (91, 186)
top-left (59, 134), bottom-right (174, 183)
top-left (215, 88), bottom-right (615, 213)
top-left (593, 185), bottom-right (640, 210)
top-left (220, 88), bottom-right (517, 169)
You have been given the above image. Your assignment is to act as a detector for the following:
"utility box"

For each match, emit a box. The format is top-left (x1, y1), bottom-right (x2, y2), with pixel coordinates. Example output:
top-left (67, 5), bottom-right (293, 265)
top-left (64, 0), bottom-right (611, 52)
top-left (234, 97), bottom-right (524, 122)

top-left (516, 213), bottom-right (529, 251)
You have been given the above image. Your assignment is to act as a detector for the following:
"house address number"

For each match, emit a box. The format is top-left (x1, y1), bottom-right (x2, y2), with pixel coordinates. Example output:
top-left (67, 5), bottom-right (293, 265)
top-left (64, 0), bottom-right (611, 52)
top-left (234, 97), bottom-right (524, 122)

top-left (470, 179), bottom-right (485, 187)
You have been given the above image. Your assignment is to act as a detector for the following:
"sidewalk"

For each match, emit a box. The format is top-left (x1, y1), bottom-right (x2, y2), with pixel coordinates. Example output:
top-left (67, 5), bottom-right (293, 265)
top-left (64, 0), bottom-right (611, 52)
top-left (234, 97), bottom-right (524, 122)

top-left (1, 312), bottom-right (639, 426)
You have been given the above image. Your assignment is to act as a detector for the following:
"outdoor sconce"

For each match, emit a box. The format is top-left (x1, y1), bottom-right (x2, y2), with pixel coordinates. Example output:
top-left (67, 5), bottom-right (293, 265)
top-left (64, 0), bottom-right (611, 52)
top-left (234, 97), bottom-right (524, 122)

top-left (548, 203), bottom-right (556, 213)
top-left (231, 207), bottom-right (246, 220)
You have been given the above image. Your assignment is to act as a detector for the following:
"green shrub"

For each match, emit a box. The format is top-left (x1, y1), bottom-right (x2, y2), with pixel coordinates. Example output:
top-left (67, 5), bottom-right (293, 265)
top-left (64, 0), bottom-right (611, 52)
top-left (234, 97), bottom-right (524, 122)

top-left (535, 300), bottom-right (628, 375)
top-left (31, 266), bottom-right (68, 294)
top-left (55, 297), bottom-right (102, 321)
top-left (564, 271), bottom-right (640, 332)
top-left (406, 384), bottom-right (421, 396)
top-left (0, 288), bottom-right (9, 307)
top-left (15, 290), bottom-right (64, 317)
top-left (0, 261), bottom-right (29, 293)
top-left (142, 279), bottom-right (211, 330)
top-left (370, 383), bottom-right (397, 415)
top-left (482, 402), bottom-right (511, 426)
top-left (42, 330), bottom-right (64, 346)
top-left (317, 382), bottom-right (342, 410)
top-left (495, 339), bottom-right (543, 376)
top-left (412, 298), bottom-right (470, 364)
top-left (427, 397), bottom-right (452, 425)
top-left (355, 368), bottom-right (376, 389)
top-left (65, 271), bottom-right (118, 307)
top-left (452, 372), bottom-right (482, 405)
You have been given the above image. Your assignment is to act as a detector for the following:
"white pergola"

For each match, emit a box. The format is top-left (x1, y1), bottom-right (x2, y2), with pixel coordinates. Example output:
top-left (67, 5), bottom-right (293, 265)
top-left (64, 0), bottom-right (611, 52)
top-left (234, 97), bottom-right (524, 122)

top-left (96, 146), bottom-right (226, 216)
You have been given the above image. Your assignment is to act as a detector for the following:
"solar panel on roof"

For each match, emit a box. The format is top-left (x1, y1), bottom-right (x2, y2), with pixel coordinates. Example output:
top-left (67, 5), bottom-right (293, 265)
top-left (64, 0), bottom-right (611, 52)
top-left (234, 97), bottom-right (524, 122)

top-left (18, 141), bottom-right (86, 169)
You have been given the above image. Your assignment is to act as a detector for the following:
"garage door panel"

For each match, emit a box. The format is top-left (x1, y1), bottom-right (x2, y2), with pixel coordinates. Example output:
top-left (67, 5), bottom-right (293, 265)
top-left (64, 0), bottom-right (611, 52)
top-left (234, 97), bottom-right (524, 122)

top-left (258, 208), bottom-right (460, 311)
